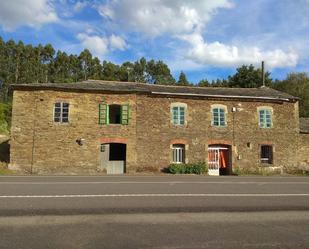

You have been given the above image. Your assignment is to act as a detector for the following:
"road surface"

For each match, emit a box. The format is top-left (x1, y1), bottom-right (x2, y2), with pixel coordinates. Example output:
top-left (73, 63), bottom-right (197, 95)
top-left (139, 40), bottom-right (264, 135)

top-left (0, 175), bottom-right (308, 248)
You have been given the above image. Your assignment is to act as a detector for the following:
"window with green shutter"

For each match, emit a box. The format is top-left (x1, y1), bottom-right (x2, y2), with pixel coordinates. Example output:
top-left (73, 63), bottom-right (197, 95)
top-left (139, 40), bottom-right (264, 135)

top-left (121, 104), bottom-right (130, 125)
top-left (98, 103), bottom-right (108, 125)
top-left (99, 103), bottom-right (130, 125)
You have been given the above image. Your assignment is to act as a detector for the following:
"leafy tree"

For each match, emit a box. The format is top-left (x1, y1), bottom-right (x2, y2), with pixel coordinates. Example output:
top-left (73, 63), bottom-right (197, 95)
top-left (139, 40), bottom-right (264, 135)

top-left (41, 44), bottom-right (55, 82)
top-left (146, 59), bottom-right (175, 84)
top-left (118, 61), bottom-right (134, 82)
top-left (177, 71), bottom-right (189, 86)
top-left (78, 49), bottom-right (93, 81)
top-left (133, 57), bottom-right (147, 83)
top-left (273, 72), bottom-right (309, 117)
top-left (89, 57), bottom-right (103, 80)
top-left (197, 79), bottom-right (210, 87)
top-left (228, 64), bottom-right (272, 88)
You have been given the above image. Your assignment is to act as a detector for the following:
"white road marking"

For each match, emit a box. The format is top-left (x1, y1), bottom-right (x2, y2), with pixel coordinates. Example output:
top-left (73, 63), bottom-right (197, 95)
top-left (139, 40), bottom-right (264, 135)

top-left (0, 193), bottom-right (309, 198)
top-left (0, 181), bottom-right (308, 185)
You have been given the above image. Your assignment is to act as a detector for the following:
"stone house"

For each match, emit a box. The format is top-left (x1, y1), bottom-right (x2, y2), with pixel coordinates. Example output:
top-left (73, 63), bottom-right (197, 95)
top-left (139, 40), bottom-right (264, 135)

top-left (9, 80), bottom-right (308, 175)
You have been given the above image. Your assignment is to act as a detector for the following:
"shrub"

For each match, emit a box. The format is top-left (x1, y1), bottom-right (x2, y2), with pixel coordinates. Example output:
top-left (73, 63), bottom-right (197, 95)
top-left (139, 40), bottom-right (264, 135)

top-left (0, 102), bottom-right (11, 134)
top-left (167, 162), bottom-right (207, 175)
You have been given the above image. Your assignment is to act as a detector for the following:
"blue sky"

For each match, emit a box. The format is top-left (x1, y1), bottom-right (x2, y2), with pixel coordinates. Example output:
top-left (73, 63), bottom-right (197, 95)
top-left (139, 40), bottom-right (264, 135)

top-left (0, 0), bottom-right (308, 83)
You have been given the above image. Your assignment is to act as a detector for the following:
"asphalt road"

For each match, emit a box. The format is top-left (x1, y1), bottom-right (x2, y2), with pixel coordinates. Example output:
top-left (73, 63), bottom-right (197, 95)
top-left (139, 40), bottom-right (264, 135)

top-left (0, 175), bottom-right (309, 248)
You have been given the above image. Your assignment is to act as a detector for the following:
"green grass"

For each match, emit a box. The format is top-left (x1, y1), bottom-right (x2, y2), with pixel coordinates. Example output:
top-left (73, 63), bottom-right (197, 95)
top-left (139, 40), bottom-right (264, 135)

top-left (0, 168), bottom-right (13, 175)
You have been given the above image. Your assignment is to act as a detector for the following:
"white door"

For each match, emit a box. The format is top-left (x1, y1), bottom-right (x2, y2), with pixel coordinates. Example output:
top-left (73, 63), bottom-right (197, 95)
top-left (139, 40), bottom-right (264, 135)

top-left (208, 148), bottom-right (220, 176)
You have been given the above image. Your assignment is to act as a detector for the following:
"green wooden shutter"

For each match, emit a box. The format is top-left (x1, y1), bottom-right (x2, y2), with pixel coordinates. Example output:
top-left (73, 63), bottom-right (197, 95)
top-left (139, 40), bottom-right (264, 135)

top-left (99, 103), bottom-right (108, 125)
top-left (121, 104), bottom-right (129, 125)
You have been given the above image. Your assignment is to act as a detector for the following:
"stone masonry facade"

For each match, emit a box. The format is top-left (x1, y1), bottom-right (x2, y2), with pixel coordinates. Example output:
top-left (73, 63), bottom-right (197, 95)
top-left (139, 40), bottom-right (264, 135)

top-left (9, 81), bottom-right (308, 174)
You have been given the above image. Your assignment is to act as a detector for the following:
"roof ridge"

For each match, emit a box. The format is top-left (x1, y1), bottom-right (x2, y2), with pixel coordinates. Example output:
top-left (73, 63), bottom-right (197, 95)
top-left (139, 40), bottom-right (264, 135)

top-left (85, 79), bottom-right (262, 91)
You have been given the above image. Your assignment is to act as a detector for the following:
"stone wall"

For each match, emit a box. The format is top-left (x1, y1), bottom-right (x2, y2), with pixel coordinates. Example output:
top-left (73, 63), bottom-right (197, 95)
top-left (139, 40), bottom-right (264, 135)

top-left (298, 133), bottom-right (309, 170)
top-left (10, 90), bottom-right (138, 174)
top-left (136, 94), bottom-right (299, 172)
top-left (10, 89), bottom-right (302, 174)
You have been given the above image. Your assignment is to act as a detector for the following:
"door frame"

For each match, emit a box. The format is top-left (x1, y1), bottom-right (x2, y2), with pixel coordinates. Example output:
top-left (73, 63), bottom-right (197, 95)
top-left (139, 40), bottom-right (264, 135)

top-left (208, 145), bottom-right (232, 176)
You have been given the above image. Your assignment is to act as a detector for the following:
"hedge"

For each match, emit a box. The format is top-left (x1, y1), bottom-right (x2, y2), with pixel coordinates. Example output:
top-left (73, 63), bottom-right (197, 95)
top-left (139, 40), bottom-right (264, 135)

top-left (167, 162), bottom-right (207, 175)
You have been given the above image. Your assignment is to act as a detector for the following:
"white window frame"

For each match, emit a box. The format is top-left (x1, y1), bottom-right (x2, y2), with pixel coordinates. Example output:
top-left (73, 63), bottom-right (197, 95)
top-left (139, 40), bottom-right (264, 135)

top-left (54, 102), bottom-right (69, 123)
top-left (211, 104), bottom-right (227, 127)
top-left (170, 103), bottom-right (187, 126)
top-left (172, 144), bottom-right (185, 164)
top-left (258, 107), bottom-right (273, 128)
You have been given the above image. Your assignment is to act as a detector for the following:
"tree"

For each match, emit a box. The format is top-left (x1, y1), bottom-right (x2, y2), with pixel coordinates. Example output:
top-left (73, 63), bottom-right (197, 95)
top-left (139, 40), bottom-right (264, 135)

top-left (78, 49), bottom-right (92, 81)
top-left (228, 64), bottom-right (272, 88)
top-left (177, 71), bottom-right (189, 86)
top-left (118, 61), bottom-right (134, 82)
top-left (89, 57), bottom-right (103, 80)
top-left (102, 61), bottom-right (120, 81)
top-left (197, 79), bottom-right (210, 87)
top-left (41, 44), bottom-right (55, 83)
top-left (273, 72), bottom-right (309, 117)
top-left (133, 57), bottom-right (147, 83)
top-left (52, 51), bottom-right (73, 83)
top-left (146, 59), bottom-right (175, 84)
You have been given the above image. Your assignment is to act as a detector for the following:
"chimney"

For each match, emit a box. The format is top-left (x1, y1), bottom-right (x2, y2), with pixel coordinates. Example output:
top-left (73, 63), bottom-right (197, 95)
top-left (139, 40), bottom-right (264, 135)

top-left (261, 61), bottom-right (265, 87)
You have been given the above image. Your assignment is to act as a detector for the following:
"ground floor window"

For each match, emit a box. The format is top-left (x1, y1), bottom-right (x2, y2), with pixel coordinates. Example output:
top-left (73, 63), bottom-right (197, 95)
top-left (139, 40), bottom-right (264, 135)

top-left (260, 145), bottom-right (273, 164)
top-left (172, 144), bottom-right (185, 163)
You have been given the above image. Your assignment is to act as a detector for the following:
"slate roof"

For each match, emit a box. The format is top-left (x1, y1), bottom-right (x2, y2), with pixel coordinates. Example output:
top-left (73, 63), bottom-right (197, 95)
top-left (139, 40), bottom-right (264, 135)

top-left (300, 118), bottom-right (309, 134)
top-left (11, 80), bottom-right (298, 102)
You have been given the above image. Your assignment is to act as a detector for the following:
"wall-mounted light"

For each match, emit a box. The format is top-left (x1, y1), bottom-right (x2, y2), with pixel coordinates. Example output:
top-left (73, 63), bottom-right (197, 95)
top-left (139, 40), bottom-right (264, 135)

top-left (76, 138), bottom-right (85, 146)
top-left (231, 107), bottom-right (237, 112)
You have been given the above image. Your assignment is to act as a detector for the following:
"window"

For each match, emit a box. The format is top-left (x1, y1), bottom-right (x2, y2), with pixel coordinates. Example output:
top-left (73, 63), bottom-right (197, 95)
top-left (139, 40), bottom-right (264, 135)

top-left (99, 104), bottom-right (130, 125)
top-left (260, 145), bottom-right (273, 164)
top-left (259, 109), bottom-right (272, 128)
top-left (171, 103), bottom-right (187, 126)
top-left (172, 106), bottom-right (185, 125)
top-left (109, 104), bottom-right (121, 124)
top-left (54, 102), bottom-right (69, 123)
top-left (212, 107), bottom-right (226, 127)
top-left (172, 144), bottom-right (185, 163)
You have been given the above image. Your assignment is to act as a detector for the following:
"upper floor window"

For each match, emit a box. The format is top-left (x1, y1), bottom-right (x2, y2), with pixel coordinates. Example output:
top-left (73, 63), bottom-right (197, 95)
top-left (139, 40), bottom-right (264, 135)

top-left (258, 107), bottom-right (272, 128)
top-left (54, 102), bottom-right (69, 123)
top-left (99, 104), bottom-right (130, 125)
top-left (260, 145), bottom-right (273, 164)
top-left (109, 104), bottom-right (121, 124)
top-left (171, 103), bottom-right (187, 126)
top-left (172, 106), bottom-right (185, 125)
top-left (172, 144), bottom-right (185, 164)
top-left (211, 105), bottom-right (227, 127)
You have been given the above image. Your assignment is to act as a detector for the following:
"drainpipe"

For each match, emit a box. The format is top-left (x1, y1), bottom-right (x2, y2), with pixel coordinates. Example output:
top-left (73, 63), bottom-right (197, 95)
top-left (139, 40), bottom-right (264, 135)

top-left (30, 97), bottom-right (43, 174)
top-left (30, 99), bottom-right (38, 174)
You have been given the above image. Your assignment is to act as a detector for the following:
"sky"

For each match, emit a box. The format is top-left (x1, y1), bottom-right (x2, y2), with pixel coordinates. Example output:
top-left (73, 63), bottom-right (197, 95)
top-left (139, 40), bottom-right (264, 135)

top-left (0, 0), bottom-right (308, 83)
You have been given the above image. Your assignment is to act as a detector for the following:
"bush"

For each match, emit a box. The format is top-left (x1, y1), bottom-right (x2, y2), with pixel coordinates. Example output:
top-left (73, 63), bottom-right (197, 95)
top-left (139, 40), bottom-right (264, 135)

top-left (0, 102), bottom-right (11, 134)
top-left (167, 162), bottom-right (207, 175)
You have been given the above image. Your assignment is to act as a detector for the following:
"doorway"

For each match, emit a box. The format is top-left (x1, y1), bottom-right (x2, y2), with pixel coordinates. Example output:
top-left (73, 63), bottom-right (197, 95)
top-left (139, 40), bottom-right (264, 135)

top-left (100, 143), bottom-right (126, 174)
top-left (208, 145), bottom-right (231, 176)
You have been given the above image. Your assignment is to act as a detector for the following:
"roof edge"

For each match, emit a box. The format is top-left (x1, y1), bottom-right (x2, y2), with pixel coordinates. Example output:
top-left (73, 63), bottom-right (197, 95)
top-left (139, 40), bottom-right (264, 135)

top-left (151, 91), bottom-right (295, 102)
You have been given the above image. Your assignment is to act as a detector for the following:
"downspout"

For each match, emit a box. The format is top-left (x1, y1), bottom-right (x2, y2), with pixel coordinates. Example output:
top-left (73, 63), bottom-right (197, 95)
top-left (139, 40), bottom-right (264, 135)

top-left (30, 96), bottom-right (43, 174)
top-left (30, 97), bottom-right (38, 174)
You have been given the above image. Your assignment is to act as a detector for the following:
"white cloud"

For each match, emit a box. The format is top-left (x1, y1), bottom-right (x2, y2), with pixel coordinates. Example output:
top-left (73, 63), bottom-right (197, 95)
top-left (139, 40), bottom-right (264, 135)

top-left (109, 35), bottom-right (127, 50)
top-left (77, 33), bottom-right (127, 57)
top-left (98, 0), bottom-right (233, 37)
top-left (77, 33), bottom-right (109, 56)
top-left (97, 0), bottom-right (299, 69)
top-left (0, 0), bottom-right (58, 31)
top-left (181, 33), bottom-right (299, 68)
top-left (73, 1), bottom-right (88, 13)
